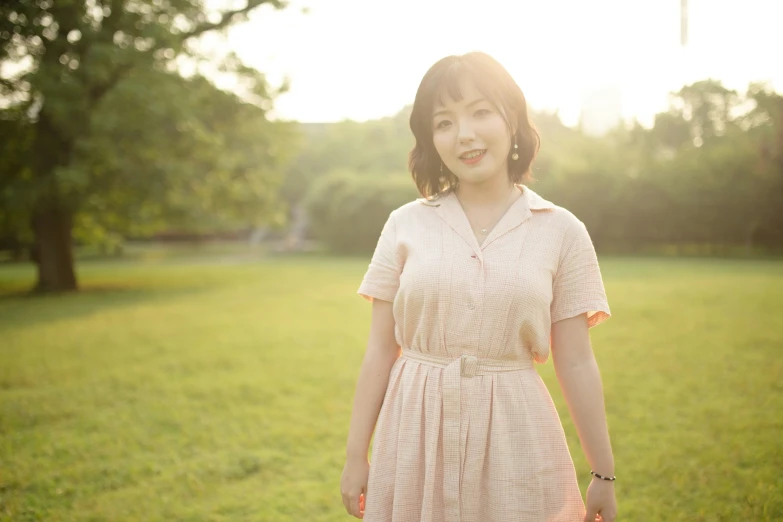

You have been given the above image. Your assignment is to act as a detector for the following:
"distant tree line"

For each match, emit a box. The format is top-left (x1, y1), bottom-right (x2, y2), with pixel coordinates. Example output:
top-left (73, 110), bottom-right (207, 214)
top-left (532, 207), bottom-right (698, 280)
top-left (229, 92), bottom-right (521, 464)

top-left (289, 80), bottom-right (783, 256)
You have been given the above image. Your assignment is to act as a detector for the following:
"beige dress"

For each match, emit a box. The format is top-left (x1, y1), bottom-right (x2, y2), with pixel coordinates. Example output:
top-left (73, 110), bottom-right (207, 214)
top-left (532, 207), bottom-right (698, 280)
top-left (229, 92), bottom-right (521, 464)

top-left (357, 184), bottom-right (611, 522)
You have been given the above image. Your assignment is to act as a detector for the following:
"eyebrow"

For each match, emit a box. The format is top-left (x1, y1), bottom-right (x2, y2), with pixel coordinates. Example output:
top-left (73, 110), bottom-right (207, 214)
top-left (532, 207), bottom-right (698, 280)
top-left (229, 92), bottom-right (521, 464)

top-left (432, 98), bottom-right (488, 119)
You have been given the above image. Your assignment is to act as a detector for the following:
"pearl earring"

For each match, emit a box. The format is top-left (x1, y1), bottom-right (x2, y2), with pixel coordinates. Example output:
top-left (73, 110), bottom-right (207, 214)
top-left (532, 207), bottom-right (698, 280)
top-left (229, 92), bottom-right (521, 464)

top-left (511, 135), bottom-right (519, 161)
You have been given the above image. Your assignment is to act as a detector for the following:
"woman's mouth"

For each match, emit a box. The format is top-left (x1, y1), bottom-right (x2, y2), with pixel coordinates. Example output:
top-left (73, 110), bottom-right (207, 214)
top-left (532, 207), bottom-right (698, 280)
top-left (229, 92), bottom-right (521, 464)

top-left (459, 149), bottom-right (487, 165)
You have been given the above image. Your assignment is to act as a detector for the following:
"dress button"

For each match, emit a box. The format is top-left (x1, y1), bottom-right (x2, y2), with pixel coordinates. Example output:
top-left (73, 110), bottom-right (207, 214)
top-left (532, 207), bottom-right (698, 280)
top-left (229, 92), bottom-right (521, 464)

top-left (467, 302), bottom-right (475, 310)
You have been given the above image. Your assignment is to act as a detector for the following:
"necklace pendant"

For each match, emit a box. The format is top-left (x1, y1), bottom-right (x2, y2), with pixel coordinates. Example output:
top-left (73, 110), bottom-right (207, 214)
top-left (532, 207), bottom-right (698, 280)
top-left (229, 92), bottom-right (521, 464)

top-left (480, 228), bottom-right (488, 235)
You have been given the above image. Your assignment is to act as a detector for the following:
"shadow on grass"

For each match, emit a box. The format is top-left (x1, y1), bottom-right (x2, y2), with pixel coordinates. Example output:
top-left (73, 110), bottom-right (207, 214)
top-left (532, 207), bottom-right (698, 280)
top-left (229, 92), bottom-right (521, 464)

top-left (0, 283), bottom-right (213, 331)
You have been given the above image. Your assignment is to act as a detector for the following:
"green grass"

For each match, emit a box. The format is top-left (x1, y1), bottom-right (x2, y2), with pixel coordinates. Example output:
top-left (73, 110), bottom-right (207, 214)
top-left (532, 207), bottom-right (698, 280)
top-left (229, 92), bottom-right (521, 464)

top-left (1, 256), bottom-right (781, 521)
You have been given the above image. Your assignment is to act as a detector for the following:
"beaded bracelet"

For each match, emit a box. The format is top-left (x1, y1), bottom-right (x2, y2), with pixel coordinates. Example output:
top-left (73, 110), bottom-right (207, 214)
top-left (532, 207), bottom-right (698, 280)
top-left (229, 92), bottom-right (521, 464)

top-left (590, 470), bottom-right (616, 481)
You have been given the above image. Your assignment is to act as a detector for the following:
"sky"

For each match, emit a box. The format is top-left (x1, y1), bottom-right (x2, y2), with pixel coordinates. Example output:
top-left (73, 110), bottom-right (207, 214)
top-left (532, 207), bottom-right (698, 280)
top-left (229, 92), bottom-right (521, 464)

top-left (210, 0), bottom-right (783, 128)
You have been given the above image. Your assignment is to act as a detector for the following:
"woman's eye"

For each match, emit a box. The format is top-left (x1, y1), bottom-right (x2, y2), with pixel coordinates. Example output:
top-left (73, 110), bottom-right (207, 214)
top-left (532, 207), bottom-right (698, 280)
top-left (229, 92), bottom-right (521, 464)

top-left (435, 120), bottom-right (452, 129)
top-left (475, 108), bottom-right (491, 117)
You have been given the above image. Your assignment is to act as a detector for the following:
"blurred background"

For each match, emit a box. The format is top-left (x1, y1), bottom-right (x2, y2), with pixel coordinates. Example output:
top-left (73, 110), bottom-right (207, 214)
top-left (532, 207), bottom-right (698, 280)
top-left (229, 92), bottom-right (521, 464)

top-left (1, 0), bottom-right (781, 520)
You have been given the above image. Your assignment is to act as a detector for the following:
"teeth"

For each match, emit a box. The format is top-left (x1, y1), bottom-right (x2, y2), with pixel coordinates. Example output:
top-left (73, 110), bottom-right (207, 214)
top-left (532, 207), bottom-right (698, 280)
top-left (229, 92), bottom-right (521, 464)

top-left (462, 150), bottom-right (484, 159)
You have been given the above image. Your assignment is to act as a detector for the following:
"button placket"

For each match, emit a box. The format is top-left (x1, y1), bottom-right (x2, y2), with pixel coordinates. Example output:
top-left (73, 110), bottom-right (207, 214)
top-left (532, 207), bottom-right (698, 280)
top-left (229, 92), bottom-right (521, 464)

top-left (470, 250), bottom-right (484, 311)
top-left (471, 251), bottom-right (488, 351)
top-left (472, 246), bottom-right (487, 310)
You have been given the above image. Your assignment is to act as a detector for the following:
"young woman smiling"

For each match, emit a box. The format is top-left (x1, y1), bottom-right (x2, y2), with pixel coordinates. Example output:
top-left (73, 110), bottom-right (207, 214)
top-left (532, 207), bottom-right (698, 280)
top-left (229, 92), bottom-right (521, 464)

top-left (341, 52), bottom-right (618, 522)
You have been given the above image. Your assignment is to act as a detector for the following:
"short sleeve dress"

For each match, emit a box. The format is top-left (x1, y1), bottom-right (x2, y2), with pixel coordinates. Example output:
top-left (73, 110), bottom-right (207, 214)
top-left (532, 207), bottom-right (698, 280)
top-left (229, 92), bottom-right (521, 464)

top-left (356, 184), bottom-right (611, 522)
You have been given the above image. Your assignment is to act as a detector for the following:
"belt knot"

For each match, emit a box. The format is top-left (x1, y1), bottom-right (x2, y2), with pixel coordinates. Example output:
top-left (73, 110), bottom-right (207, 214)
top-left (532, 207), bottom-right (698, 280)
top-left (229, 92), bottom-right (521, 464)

top-left (460, 354), bottom-right (478, 378)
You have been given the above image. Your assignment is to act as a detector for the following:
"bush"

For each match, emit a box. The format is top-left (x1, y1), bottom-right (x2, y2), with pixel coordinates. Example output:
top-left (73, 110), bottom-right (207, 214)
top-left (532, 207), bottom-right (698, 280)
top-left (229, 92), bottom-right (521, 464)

top-left (304, 171), bottom-right (419, 254)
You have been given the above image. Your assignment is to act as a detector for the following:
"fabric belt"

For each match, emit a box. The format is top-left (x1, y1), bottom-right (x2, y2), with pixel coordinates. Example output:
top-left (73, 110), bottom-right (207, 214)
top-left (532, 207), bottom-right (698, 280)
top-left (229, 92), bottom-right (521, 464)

top-left (400, 349), bottom-right (534, 522)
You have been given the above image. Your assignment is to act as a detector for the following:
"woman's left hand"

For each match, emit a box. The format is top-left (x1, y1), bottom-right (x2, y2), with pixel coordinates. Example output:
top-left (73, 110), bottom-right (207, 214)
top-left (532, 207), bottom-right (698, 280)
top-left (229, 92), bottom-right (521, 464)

top-left (584, 478), bottom-right (617, 522)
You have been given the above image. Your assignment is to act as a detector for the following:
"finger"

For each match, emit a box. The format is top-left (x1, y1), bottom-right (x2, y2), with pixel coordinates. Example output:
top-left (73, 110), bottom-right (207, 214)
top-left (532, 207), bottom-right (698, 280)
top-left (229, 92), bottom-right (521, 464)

top-left (342, 493), bottom-right (360, 518)
top-left (584, 509), bottom-right (599, 522)
top-left (350, 493), bottom-right (362, 518)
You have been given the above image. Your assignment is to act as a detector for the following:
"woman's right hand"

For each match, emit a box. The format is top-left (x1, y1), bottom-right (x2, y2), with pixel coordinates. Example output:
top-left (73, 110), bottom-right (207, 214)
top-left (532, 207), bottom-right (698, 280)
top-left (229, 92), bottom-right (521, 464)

top-left (341, 455), bottom-right (370, 519)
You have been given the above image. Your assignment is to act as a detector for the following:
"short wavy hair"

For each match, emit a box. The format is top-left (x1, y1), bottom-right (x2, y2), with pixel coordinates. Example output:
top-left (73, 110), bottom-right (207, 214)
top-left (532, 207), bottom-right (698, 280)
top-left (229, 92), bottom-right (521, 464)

top-left (408, 52), bottom-right (540, 198)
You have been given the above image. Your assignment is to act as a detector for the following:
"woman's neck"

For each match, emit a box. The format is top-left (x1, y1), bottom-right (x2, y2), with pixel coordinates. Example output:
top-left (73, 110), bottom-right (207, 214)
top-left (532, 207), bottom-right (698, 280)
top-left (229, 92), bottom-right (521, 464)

top-left (454, 176), bottom-right (519, 208)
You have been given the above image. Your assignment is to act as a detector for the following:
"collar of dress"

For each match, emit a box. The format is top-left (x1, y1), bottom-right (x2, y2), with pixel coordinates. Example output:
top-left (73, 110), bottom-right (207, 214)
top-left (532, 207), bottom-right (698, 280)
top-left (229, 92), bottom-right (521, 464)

top-left (415, 184), bottom-right (556, 253)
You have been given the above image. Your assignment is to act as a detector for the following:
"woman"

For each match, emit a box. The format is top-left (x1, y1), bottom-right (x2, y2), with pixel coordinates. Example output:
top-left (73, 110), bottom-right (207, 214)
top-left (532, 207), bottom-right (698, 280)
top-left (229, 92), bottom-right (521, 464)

top-left (341, 52), bottom-right (618, 522)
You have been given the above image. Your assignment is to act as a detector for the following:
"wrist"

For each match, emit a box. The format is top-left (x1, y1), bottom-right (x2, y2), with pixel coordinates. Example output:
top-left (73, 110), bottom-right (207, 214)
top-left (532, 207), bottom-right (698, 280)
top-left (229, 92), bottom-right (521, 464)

top-left (590, 470), bottom-right (616, 482)
top-left (589, 461), bottom-right (614, 478)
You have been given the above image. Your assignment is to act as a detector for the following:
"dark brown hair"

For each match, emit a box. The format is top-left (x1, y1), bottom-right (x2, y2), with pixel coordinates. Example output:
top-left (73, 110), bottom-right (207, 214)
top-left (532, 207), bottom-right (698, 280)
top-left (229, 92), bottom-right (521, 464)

top-left (408, 52), bottom-right (540, 198)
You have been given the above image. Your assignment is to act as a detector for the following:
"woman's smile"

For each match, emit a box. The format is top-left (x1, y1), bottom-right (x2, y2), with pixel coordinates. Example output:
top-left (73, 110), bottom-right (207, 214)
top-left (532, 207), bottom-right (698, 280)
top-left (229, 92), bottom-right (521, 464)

top-left (459, 149), bottom-right (487, 165)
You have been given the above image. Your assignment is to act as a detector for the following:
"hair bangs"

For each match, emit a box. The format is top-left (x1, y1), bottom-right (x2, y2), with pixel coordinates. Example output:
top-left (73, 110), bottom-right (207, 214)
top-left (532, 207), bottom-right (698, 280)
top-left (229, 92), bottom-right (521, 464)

top-left (430, 62), bottom-right (507, 124)
top-left (433, 63), bottom-right (468, 109)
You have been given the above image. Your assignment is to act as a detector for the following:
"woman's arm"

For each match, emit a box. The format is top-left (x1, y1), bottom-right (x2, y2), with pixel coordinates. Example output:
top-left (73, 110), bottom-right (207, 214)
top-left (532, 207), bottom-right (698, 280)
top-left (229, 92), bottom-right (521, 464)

top-left (345, 298), bottom-right (400, 458)
top-left (551, 313), bottom-right (614, 475)
top-left (341, 298), bottom-right (400, 518)
top-left (551, 313), bottom-right (617, 522)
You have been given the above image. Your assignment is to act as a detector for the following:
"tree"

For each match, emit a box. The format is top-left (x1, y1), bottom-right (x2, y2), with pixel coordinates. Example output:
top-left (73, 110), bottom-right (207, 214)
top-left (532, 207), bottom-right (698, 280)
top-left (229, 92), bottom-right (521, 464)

top-left (0, 0), bottom-right (287, 292)
top-left (668, 80), bottom-right (740, 146)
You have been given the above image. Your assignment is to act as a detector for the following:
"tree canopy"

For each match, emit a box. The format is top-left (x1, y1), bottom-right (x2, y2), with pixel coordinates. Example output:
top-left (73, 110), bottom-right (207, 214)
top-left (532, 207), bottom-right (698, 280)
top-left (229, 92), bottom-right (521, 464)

top-left (1, 0), bottom-right (291, 291)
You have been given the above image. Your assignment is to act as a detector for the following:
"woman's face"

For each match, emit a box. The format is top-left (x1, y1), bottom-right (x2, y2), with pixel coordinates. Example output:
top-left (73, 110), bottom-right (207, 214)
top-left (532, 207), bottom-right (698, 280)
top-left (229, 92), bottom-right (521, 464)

top-left (431, 79), bottom-right (513, 186)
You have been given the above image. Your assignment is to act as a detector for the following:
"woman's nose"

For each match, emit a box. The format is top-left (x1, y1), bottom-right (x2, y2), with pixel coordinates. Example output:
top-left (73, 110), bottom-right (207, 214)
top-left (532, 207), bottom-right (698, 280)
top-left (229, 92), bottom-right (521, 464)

top-left (458, 120), bottom-right (475, 143)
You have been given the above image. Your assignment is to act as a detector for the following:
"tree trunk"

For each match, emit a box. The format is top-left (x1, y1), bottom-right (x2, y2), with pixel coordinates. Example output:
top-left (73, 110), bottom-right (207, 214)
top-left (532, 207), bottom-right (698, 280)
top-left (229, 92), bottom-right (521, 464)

top-left (32, 208), bottom-right (77, 292)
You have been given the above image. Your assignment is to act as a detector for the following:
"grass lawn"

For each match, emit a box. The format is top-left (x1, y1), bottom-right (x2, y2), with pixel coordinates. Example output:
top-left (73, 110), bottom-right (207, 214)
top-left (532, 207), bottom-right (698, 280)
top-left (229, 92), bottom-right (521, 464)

top-left (1, 256), bottom-right (781, 521)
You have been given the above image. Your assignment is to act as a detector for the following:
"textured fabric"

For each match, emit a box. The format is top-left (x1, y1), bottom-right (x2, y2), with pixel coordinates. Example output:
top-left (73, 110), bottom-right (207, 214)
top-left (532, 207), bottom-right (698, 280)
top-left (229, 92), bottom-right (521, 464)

top-left (357, 184), bottom-right (611, 522)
